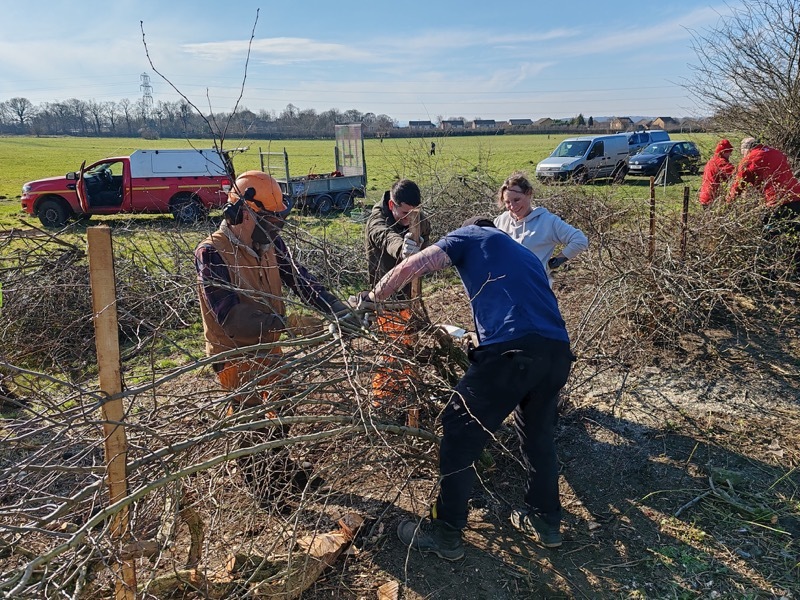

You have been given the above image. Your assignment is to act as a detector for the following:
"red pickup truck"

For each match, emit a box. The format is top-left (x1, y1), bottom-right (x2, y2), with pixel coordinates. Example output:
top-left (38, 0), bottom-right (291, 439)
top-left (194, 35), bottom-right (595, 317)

top-left (21, 148), bottom-right (244, 228)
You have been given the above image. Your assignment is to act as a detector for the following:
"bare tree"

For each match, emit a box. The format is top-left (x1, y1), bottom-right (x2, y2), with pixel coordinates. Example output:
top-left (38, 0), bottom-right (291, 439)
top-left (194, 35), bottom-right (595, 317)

top-left (7, 97), bottom-right (34, 128)
top-left (0, 100), bottom-right (9, 127)
top-left (688, 0), bottom-right (800, 160)
top-left (66, 98), bottom-right (90, 135)
top-left (87, 99), bottom-right (105, 135)
top-left (119, 98), bottom-right (134, 135)
top-left (104, 100), bottom-right (118, 134)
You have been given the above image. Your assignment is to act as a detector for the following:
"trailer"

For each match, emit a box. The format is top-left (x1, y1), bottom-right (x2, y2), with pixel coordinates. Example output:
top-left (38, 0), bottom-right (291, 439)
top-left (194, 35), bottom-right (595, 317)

top-left (260, 124), bottom-right (366, 215)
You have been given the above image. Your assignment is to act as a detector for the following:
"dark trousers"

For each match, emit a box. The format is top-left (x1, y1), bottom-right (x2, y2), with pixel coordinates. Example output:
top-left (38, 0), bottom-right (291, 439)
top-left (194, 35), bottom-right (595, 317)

top-left (434, 333), bottom-right (573, 530)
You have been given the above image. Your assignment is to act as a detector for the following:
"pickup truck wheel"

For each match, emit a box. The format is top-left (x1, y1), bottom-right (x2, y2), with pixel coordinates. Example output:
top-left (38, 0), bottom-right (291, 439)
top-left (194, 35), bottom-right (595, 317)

top-left (315, 194), bottom-right (333, 216)
top-left (37, 198), bottom-right (70, 228)
top-left (334, 191), bottom-right (354, 212)
top-left (171, 196), bottom-right (206, 224)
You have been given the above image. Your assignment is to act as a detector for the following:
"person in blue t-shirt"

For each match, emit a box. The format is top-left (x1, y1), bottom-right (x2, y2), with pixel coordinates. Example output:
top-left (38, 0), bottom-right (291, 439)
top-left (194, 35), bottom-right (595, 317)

top-left (353, 216), bottom-right (574, 560)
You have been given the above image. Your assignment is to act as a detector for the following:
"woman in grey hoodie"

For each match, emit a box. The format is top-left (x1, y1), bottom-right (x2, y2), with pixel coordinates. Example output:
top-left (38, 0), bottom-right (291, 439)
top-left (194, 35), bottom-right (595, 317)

top-left (493, 172), bottom-right (588, 285)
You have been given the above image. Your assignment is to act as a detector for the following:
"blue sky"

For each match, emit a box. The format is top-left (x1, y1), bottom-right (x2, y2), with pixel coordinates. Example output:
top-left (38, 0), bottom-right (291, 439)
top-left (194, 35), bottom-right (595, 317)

top-left (0, 1), bottom-right (737, 123)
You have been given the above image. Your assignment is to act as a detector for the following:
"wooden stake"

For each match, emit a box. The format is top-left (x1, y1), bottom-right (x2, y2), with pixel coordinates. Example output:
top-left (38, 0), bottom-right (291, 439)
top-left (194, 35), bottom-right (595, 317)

top-left (648, 177), bottom-right (656, 262)
top-left (406, 407), bottom-right (420, 429)
top-left (408, 208), bottom-right (423, 309)
top-left (680, 186), bottom-right (690, 260)
top-left (87, 226), bottom-right (136, 599)
top-left (406, 209), bottom-right (426, 429)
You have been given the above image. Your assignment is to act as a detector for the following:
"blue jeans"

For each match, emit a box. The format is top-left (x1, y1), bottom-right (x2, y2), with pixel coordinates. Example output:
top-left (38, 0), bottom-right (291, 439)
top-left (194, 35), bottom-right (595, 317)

top-left (434, 333), bottom-right (573, 530)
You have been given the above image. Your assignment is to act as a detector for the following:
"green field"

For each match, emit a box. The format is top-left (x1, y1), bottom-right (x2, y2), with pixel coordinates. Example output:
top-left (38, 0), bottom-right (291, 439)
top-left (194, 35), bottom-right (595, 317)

top-left (0, 132), bottom-right (724, 229)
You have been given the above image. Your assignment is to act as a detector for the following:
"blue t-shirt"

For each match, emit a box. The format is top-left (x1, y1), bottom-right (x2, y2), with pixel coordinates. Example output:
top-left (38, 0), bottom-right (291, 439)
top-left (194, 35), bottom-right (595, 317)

top-left (434, 225), bottom-right (569, 346)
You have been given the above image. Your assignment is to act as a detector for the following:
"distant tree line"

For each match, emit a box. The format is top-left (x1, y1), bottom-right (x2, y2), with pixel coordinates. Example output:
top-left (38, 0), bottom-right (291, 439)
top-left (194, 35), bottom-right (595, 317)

top-left (0, 96), bottom-right (705, 141)
top-left (0, 97), bottom-right (398, 139)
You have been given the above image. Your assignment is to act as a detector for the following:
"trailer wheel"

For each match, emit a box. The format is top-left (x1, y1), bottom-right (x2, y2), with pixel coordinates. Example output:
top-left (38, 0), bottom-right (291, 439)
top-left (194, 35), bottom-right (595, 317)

top-left (334, 191), bottom-right (354, 213)
top-left (171, 195), bottom-right (206, 225)
top-left (37, 198), bottom-right (71, 228)
top-left (315, 194), bottom-right (333, 216)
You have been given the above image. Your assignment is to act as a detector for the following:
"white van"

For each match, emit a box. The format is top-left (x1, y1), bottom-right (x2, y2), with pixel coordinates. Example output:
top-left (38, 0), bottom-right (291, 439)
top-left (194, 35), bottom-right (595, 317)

top-left (536, 134), bottom-right (630, 184)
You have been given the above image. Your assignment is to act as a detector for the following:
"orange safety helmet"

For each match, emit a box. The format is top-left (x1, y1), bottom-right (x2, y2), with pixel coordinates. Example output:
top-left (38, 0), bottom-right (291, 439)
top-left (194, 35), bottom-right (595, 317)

top-left (229, 170), bottom-right (287, 213)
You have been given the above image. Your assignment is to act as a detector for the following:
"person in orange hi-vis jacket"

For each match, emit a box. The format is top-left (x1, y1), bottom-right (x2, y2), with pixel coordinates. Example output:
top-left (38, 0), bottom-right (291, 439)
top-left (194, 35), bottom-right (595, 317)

top-left (195, 170), bottom-right (358, 507)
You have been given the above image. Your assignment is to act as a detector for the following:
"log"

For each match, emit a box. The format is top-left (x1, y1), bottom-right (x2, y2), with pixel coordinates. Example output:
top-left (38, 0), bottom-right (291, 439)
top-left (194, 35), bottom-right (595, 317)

top-left (120, 540), bottom-right (160, 561)
top-left (338, 513), bottom-right (365, 542)
top-left (137, 569), bottom-right (235, 598)
top-left (138, 569), bottom-right (203, 597)
top-left (377, 580), bottom-right (399, 600)
top-left (155, 489), bottom-right (205, 568)
top-left (180, 503), bottom-right (205, 568)
top-left (225, 553), bottom-right (282, 580)
top-left (252, 512), bottom-right (364, 599)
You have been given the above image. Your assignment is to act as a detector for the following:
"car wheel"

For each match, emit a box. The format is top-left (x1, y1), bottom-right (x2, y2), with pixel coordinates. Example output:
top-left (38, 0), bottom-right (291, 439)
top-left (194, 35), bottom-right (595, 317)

top-left (571, 168), bottom-right (588, 184)
top-left (612, 164), bottom-right (628, 184)
top-left (171, 195), bottom-right (206, 224)
top-left (315, 194), bottom-right (333, 216)
top-left (37, 198), bottom-right (70, 228)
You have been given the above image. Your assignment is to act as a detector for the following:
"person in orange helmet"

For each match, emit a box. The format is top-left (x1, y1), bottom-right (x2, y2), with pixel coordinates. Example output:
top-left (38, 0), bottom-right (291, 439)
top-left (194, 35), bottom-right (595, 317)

top-left (194, 170), bottom-right (357, 506)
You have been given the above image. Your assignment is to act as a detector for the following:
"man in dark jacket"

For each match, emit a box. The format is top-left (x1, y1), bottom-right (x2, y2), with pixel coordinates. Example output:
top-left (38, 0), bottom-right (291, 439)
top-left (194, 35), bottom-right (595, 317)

top-left (365, 179), bottom-right (432, 299)
top-left (364, 179), bottom-right (433, 406)
top-left (354, 216), bottom-right (574, 559)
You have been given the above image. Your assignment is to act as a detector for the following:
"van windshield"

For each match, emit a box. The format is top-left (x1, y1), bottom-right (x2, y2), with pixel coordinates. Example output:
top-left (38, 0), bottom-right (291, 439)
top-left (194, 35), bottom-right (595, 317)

top-left (552, 140), bottom-right (591, 158)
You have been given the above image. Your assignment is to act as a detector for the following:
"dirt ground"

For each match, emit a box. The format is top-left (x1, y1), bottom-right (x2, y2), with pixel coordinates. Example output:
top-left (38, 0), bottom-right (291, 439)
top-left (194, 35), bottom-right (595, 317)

top-left (3, 279), bottom-right (798, 600)
top-left (282, 368), bottom-right (798, 600)
top-left (276, 280), bottom-right (797, 600)
top-left (152, 288), bottom-right (798, 600)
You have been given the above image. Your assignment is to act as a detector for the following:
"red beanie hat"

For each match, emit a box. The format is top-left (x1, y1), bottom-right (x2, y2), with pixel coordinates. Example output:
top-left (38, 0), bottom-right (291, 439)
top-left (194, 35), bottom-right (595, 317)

top-left (715, 139), bottom-right (733, 154)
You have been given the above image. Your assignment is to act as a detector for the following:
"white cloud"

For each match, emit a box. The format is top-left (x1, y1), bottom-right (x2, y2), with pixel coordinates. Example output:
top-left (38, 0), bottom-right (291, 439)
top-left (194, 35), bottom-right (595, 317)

top-left (542, 6), bottom-right (728, 59)
top-left (183, 38), bottom-right (373, 65)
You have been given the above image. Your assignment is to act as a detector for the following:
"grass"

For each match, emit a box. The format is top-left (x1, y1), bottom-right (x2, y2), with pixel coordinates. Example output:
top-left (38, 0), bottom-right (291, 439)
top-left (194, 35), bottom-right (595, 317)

top-left (0, 132), bottom-right (726, 230)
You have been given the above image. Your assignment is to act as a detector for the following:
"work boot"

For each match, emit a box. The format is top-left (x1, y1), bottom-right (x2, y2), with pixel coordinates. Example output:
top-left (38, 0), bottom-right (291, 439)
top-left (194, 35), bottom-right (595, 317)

top-left (396, 517), bottom-right (464, 561)
top-left (510, 509), bottom-right (562, 548)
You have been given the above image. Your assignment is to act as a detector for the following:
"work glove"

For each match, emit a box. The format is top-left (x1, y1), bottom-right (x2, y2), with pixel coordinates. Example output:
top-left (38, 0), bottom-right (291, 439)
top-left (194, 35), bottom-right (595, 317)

top-left (347, 291), bottom-right (377, 312)
top-left (547, 256), bottom-right (568, 270)
top-left (328, 301), bottom-right (367, 338)
top-left (286, 313), bottom-right (325, 337)
top-left (401, 233), bottom-right (423, 258)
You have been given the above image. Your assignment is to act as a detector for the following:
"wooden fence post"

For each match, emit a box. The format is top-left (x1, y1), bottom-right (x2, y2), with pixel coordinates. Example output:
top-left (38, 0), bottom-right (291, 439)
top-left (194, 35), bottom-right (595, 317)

top-left (408, 209), bottom-right (423, 307)
top-left (648, 177), bottom-right (656, 262)
top-left (406, 209), bottom-right (423, 429)
top-left (87, 226), bottom-right (136, 599)
top-left (680, 186), bottom-right (690, 260)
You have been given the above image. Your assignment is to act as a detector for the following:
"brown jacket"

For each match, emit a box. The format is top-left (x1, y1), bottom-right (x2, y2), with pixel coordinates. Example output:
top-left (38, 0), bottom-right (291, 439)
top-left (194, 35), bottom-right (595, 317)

top-left (197, 228), bottom-right (285, 357)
